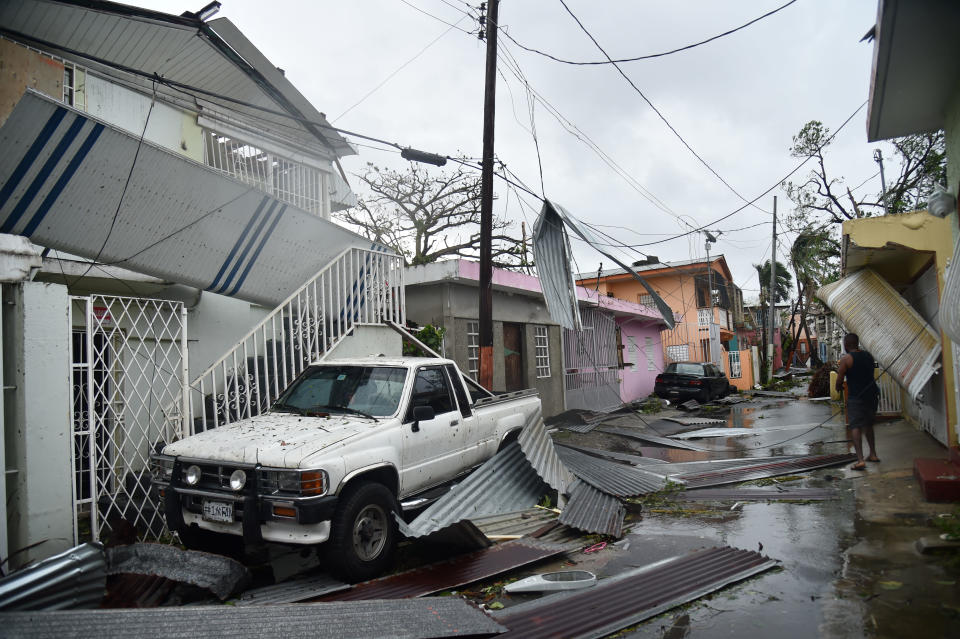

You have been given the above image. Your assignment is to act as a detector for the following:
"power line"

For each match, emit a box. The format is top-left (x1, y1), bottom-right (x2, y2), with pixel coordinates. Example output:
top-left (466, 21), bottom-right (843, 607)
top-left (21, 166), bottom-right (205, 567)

top-left (502, 0), bottom-right (799, 65)
top-left (556, 0), bottom-right (771, 217)
top-left (397, 0), bottom-right (476, 34)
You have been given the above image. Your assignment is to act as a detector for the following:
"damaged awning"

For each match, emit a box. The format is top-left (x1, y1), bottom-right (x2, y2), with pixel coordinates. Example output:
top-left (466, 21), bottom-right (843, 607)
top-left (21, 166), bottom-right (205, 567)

top-left (0, 92), bottom-right (388, 306)
top-left (532, 200), bottom-right (675, 330)
top-left (818, 268), bottom-right (941, 400)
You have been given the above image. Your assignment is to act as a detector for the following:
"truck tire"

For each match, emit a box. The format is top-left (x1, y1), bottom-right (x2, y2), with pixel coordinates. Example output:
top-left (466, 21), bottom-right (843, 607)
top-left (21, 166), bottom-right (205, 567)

top-left (326, 481), bottom-right (398, 582)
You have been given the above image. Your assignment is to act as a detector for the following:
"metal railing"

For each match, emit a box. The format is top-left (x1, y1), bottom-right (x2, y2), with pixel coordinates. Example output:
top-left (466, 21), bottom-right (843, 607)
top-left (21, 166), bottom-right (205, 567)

top-left (728, 350), bottom-right (742, 379)
top-left (186, 247), bottom-right (404, 433)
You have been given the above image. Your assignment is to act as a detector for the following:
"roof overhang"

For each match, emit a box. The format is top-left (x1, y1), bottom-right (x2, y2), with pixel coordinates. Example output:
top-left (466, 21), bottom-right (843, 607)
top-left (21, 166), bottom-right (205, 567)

top-left (0, 0), bottom-right (353, 157)
top-left (867, 0), bottom-right (960, 141)
top-left (0, 91), bottom-right (387, 306)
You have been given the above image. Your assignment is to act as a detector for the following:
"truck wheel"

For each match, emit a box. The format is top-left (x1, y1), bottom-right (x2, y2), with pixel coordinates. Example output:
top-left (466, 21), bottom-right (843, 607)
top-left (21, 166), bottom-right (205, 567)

top-left (326, 481), bottom-right (398, 582)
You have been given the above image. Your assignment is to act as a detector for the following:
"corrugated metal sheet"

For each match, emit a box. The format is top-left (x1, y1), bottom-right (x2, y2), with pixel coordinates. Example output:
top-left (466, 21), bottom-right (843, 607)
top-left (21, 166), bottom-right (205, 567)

top-left (233, 574), bottom-right (350, 606)
top-left (470, 509), bottom-right (559, 539)
top-left (556, 446), bottom-right (672, 497)
top-left (321, 539), bottom-right (568, 602)
top-left (532, 199), bottom-right (582, 330)
top-left (656, 455), bottom-right (803, 477)
top-left (558, 480), bottom-right (625, 537)
top-left (0, 543), bottom-right (105, 611)
top-left (101, 573), bottom-right (176, 609)
top-left (671, 427), bottom-right (756, 439)
top-left (0, 0), bottom-right (351, 156)
top-left (0, 598), bottom-right (505, 639)
top-left (598, 426), bottom-right (702, 451)
top-left (397, 520), bottom-right (493, 553)
top-left (106, 544), bottom-right (249, 601)
top-left (818, 268), bottom-right (941, 400)
top-left (518, 407), bottom-right (576, 493)
top-left (494, 546), bottom-right (777, 639)
top-left (0, 93), bottom-right (386, 307)
top-left (663, 416), bottom-right (726, 425)
top-left (943, 234), bottom-right (960, 344)
top-left (556, 443), bottom-right (670, 467)
top-left (543, 200), bottom-right (675, 328)
top-left (675, 487), bottom-right (838, 501)
top-left (676, 453), bottom-right (857, 488)
top-left (399, 442), bottom-right (549, 539)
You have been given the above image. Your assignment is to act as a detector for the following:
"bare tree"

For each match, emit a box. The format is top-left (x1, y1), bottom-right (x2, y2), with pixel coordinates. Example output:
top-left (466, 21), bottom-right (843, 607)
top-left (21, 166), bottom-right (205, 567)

top-left (783, 121), bottom-right (945, 229)
top-left (339, 163), bottom-right (531, 269)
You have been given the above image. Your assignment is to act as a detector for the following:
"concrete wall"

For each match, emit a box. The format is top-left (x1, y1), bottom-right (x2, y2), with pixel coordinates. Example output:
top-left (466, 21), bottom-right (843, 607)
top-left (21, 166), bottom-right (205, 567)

top-left (405, 282), bottom-right (566, 416)
top-left (3, 282), bottom-right (73, 569)
top-left (0, 39), bottom-right (64, 128)
top-left (326, 325), bottom-right (402, 360)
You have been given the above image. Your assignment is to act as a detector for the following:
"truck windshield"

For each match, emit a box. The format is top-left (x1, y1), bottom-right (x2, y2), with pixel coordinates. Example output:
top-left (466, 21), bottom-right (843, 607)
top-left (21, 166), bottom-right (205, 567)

top-left (274, 366), bottom-right (407, 417)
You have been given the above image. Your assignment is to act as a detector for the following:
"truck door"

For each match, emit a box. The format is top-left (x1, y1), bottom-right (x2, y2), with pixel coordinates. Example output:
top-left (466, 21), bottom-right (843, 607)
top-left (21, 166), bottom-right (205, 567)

top-left (400, 365), bottom-right (467, 494)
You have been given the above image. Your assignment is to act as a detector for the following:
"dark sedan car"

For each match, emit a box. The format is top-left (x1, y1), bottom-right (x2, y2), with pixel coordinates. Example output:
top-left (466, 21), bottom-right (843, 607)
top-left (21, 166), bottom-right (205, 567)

top-left (654, 362), bottom-right (732, 403)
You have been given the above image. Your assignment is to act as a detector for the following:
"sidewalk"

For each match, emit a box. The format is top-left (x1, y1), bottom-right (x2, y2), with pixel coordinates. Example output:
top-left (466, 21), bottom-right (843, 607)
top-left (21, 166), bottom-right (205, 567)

top-left (831, 419), bottom-right (960, 637)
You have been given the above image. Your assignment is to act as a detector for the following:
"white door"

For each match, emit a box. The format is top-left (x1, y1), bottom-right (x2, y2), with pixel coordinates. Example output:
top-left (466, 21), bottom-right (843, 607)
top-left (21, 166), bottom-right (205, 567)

top-left (400, 365), bottom-right (467, 494)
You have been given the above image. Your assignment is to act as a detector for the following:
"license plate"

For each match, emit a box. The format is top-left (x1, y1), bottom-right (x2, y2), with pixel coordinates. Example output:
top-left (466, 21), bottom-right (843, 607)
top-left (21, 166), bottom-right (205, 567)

top-left (202, 499), bottom-right (233, 523)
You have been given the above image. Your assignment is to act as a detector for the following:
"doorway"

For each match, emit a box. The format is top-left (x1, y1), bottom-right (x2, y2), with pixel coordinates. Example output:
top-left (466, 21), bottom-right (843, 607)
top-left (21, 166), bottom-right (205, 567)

top-left (503, 323), bottom-right (525, 392)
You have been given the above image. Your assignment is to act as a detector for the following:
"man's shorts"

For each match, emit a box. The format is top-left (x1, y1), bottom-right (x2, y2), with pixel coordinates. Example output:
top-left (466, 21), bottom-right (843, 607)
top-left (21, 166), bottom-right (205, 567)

top-left (847, 394), bottom-right (879, 430)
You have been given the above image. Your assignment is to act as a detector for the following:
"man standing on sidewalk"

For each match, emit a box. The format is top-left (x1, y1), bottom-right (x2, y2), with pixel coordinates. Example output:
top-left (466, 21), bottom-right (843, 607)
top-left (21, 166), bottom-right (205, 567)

top-left (835, 333), bottom-right (880, 470)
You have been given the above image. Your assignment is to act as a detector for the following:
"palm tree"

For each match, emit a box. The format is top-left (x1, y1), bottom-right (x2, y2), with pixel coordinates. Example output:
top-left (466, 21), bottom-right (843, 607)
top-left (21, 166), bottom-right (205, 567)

top-left (785, 228), bottom-right (840, 367)
top-left (754, 259), bottom-right (791, 374)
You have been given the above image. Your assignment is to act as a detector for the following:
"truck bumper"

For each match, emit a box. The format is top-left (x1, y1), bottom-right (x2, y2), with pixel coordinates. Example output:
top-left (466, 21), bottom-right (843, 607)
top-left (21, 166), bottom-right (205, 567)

top-left (162, 486), bottom-right (338, 545)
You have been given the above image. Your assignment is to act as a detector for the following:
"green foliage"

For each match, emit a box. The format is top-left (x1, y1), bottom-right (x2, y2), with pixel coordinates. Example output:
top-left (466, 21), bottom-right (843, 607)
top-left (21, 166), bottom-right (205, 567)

top-left (754, 259), bottom-right (792, 304)
top-left (402, 324), bottom-right (446, 356)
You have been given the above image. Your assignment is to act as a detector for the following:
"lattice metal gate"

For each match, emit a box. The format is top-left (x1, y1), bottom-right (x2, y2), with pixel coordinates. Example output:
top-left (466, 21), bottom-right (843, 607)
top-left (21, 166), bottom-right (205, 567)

top-left (563, 308), bottom-right (621, 411)
top-left (69, 295), bottom-right (188, 543)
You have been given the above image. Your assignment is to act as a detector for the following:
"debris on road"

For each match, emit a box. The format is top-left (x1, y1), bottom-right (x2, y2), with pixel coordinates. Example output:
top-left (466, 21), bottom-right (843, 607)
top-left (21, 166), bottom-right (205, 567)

top-left (0, 543), bottom-right (106, 611)
top-left (662, 416), bottom-right (726, 426)
top-left (232, 574), bottom-right (350, 606)
top-left (598, 426), bottom-right (702, 451)
top-left (320, 539), bottom-right (569, 601)
top-left (492, 546), bottom-right (778, 638)
top-left (678, 399), bottom-right (701, 411)
top-left (674, 488), bottom-right (838, 501)
top-left (106, 543), bottom-right (250, 601)
top-left (0, 598), bottom-right (505, 639)
top-left (558, 480), bottom-right (625, 537)
top-left (673, 453), bottom-right (858, 488)
top-left (670, 427), bottom-right (756, 439)
top-left (556, 446), bottom-right (673, 497)
top-left (503, 570), bottom-right (596, 593)
top-left (518, 410), bottom-right (577, 493)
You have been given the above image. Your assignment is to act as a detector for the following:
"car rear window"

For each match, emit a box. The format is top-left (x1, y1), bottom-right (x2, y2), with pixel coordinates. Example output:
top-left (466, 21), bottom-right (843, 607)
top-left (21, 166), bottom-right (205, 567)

top-left (672, 363), bottom-right (704, 376)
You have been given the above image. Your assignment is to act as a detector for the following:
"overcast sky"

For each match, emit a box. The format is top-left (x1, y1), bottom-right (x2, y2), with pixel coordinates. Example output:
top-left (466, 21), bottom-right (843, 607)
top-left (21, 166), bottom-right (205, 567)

top-left (137, 0), bottom-right (883, 301)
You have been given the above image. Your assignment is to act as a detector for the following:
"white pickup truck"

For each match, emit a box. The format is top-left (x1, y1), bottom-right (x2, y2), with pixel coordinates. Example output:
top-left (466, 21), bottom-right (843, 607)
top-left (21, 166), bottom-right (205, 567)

top-left (150, 356), bottom-right (541, 581)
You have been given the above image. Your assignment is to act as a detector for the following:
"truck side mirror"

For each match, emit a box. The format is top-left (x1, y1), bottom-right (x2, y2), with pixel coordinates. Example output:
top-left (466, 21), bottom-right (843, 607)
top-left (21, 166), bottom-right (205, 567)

top-left (411, 405), bottom-right (435, 432)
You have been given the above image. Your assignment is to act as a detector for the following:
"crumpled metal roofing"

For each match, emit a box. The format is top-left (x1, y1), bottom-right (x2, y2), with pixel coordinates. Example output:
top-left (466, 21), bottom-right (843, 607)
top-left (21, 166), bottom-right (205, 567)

top-left (531, 200), bottom-right (582, 330)
top-left (321, 539), bottom-right (568, 601)
top-left (232, 574), bottom-right (350, 606)
top-left (818, 268), bottom-right (941, 400)
top-left (675, 453), bottom-right (857, 488)
top-left (539, 200), bottom-right (675, 329)
top-left (556, 443), bottom-right (670, 467)
top-left (597, 426), bottom-right (702, 451)
top-left (0, 93), bottom-right (387, 307)
top-left (943, 234), bottom-right (960, 344)
top-left (398, 442), bottom-right (548, 539)
top-left (494, 546), bottom-right (777, 638)
top-left (518, 407), bottom-right (576, 494)
top-left (663, 416), bottom-right (726, 426)
top-left (676, 487), bottom-right (838, 501)
top-left (0, 598), bottom-right (505, 639)
top-left (106, 544), bottom-right (250, 601)
top-left (556, 446), bottom-right (673, 497)
top-left (0, 543), bottom-right (105, 611)
top-left (558, 480), bottom-right (625, 537)
top-left (470, 509), bottom-right (559, 539)
top-left (655, 455), bottom-right (803, 477)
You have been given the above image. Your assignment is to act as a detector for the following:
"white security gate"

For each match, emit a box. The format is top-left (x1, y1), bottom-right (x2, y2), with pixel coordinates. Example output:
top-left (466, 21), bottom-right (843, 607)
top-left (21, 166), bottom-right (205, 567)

top-left (728, 350), bottom-right (742, 379)
top-left (563, 308), bottom-right (621, 411)
top-left (69, 295), bottom-right (187, 543)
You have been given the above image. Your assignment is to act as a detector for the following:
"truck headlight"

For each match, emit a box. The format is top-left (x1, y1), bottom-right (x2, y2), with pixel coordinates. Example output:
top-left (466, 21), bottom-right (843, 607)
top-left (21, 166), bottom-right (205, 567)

top-left (149, 455), bottom-right (174, 484)
top-left (259, 469), bottom-right (328, 496)
top-left (185, 464), bottom-right (202, 486)
top-left (230, 469), bottom-right (247, 491)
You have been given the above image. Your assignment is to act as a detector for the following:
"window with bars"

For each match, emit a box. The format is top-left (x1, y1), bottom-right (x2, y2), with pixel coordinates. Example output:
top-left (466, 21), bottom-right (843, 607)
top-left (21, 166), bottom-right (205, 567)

top-left (638, 293), bottom-right (655, 307)
top-left (534, 325), bottom-right (551, 378)
top-left (466, 321), bottom-right (480, 380)
top-left (203, 130), bottom-right (329, 216)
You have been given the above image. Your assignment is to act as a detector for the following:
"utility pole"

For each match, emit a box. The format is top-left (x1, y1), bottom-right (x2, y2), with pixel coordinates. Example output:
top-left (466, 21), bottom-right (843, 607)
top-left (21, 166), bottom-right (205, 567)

top-left (478, 0), bottom-right (499, 391)
top-left (873, 148), bottom-right (889, 215)
top-left (766, 195), bottom-right (777, 382)
top-left (705, 234), bottom-right (714, 363)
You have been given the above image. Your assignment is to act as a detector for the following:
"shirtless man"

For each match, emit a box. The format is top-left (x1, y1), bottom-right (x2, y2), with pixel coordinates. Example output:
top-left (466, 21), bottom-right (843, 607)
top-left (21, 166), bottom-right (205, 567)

top-left (835, 333), bottom-right (880, 470)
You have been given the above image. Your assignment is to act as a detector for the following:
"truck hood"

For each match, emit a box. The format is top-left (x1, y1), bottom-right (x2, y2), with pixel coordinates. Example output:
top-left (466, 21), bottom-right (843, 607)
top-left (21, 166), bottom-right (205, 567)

top-left (162, 412), bottom-right (375, 467)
